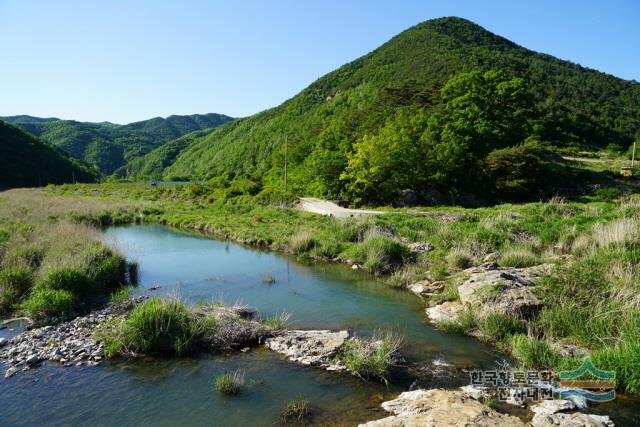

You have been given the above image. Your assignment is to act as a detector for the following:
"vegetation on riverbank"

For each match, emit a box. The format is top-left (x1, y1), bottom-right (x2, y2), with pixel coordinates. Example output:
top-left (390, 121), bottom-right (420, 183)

top-left (3, 185), bottom-right (640, 394)
top-left (0, 190), bottom-right (137, 322)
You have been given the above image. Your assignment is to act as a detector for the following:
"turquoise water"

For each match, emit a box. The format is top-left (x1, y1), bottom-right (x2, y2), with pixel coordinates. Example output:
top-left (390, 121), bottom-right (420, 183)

top-left (1, 225), bottom-right (637, 425)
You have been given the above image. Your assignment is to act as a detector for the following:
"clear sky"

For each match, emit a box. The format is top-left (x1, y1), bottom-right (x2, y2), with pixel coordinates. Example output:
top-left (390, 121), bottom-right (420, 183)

top-left (1, 0), bottom-right (638, 124)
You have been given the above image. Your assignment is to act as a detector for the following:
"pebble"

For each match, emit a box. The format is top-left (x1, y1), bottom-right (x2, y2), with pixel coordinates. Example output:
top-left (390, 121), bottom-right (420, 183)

top-left (0, 296), bottom-right (146, 377)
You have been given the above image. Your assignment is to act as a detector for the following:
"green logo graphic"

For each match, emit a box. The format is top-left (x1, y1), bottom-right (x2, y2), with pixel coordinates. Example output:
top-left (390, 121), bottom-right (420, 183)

top-left (559, 357), bottom-right (616, 402)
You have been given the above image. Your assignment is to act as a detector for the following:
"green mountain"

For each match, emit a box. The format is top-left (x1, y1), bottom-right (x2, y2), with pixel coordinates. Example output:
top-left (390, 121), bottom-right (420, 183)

top-left (0, 120), bottom-right (98, 189)
top-left (1, 113), bottom-right (233, 175)
top-left (114, 128), bottom-right (213, 179)
top-left (157, 17), bottom-right (639, 203)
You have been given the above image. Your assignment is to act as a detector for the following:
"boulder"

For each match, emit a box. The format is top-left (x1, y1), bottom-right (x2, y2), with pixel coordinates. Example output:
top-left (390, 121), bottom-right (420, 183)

top-left (265, 330), bottom-right (349, 370)
top-left (456, 265), bottom-right (552, 318)
top-left (426, 301), bottom-right (465, 323)
top-left (531, 412), bottom-right (614, 427)
top-left (0, 338), bottom-right (7, 348)
top-left (358, 389), bottom-right (526, 426)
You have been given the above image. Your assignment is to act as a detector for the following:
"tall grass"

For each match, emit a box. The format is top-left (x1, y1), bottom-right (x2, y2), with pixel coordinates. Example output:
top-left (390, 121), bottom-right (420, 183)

top-left (337, 332), bottom-right (403, 382)
top-left (214, 369), bottom-right (245, 395)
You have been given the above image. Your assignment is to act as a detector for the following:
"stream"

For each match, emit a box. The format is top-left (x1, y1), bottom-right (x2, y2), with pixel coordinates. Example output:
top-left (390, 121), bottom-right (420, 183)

top-left (1, 225), bottom-right (637, 426)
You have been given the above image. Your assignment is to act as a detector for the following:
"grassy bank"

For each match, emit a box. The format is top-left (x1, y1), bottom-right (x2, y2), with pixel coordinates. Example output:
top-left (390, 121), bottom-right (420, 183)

top-left (3, 184), bottom-right (640, 394)
top-left (0, 190), bottom-right (141, 322)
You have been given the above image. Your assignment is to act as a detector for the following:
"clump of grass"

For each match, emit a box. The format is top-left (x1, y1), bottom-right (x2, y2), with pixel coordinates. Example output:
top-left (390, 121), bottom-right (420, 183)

top-left (214, 369), bottom-right (245, 395)
top-left (478, 313), bottom-right (527, 340)
top-left (23, 288), bottom-right (77, 319)
top-left (288, 231), bottom-right (318, 254)
top-left (435, 309), bottom-right (476, 335)
top-left (281, 397), bottom-right (312, 422)
top-left (509, 334), bottom-right (561, 368)
top-left (446, 248), bottom-right (473, 270)
top-left (37, 266), bottom-right (94, 296)
top-left (343, 236), bottom-right (410, 274)
top-left (102, 297), bottom-right (196, 355)
top-left (109, 286), bottom-right (133, 304)
top-left (260, 312), bottom-right (290, 331)
top-left (337, 332), bottom-right (403, 382)
top-left (499, 246), bottom-right (541, 268)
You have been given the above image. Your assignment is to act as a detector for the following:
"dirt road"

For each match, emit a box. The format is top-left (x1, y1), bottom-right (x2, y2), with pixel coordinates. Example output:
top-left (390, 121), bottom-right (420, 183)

top-left (297, 198), bottom-right (383, 218)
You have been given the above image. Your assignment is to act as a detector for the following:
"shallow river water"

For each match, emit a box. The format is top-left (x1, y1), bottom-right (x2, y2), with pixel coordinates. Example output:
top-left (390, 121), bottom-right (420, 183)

top-left (1, 225), bottom-right (637, 426)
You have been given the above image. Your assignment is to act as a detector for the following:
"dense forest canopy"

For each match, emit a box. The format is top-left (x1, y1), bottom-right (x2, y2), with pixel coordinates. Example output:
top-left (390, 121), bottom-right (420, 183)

top-left (1, 113), bottom-right (234, 176)
top-left (154, 17), bottom-right (639, 204)
top-left (0, 121), bottom-right (98, 189)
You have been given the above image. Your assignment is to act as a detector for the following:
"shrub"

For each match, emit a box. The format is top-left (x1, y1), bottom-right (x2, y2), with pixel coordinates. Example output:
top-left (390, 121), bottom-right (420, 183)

top-left (0, 267), bottom-right (34, 314)
top-left (37, 267), bottom-right (94, 296)
top-left (87, 248), bottom-right (127, 291)
top-left (281, 398), bottom-right (312, 422)
top-left (23, 288), bottom-right (77, 319)
top-left (214, 370), bottom-right (245, 395)
top-left (337, 332), bottom-right (403, 382)
top-left (594, 187), bottom-right (621, 202)
top-left (116, 298), bottom-right (196, 355)
top-left (509, 334), bottom-right (561, 368)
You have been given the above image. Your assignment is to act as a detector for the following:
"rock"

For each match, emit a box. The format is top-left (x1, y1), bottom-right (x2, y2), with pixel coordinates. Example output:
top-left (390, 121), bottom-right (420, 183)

top-left (26, 354), bottom-right (41, 366)
top-left (408, 242), bottom-right (434, 254)
top-left (407, 280), bottom-right (443, 297)
top-left (266, 330), bottom-right (349, 369)
top-left (352, 264), bottom-right (362, 270)
top-left (483, 252), bottom-right (502, 263)
top-left (531, 412), bottom-right (614, 427)
top-left (426, 301), bottom-right (465, 323)
top-left (358, 389), bottom-right (526, 426)
top-left (459, 384), bottom-right (489, 400)
top-left (0, 338), bottom-right (6, 347)
top-left (4, 366), bottom-right (18, 378)
top-left (530, 399), bottom-right (576, 415)
top-left (456, 265), bottom-right (552, 318)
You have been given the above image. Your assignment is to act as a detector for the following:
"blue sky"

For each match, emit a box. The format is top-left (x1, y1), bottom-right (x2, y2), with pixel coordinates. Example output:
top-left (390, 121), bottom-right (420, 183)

top-left (1, 0), bottom-right (638, 124)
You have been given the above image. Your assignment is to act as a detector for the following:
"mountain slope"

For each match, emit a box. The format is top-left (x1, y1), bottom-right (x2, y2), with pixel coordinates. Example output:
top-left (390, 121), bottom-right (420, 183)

top-left (0, 121), bottom-right (98, 189)
top-left (163, 17), bottom-right (639, 201)
top-left (1, 113), bottom-right (234, 175)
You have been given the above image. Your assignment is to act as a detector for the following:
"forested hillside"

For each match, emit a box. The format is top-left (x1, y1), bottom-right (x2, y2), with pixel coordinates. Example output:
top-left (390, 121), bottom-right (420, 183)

top-left (1, 113), bottom-right (233, 175)
top-left (160, 17), bottom-right (639, 204)
top-left (0, 121), bottom-right (97, 189)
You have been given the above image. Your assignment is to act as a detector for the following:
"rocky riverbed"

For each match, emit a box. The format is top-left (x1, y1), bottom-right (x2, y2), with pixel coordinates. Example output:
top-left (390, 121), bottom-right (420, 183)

top-left (0, 297), bottom-right (146, 379)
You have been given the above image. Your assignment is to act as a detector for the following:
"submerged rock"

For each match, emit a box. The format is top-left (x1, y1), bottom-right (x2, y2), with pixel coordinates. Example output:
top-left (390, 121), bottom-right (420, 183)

top-left (266, 330), bottom-right (349, 370)
top-left (4, 366), bottom-right (18, 379)
top-left (358, 389), bottom-right (526, 426)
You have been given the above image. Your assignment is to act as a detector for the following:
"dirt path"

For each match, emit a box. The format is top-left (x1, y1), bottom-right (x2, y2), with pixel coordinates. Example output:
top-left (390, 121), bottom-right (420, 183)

top-left (298, 198), bottom-right (384, 218)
